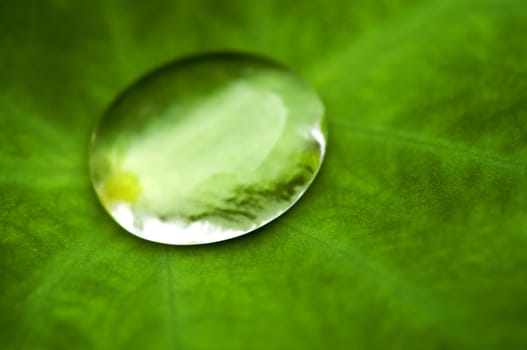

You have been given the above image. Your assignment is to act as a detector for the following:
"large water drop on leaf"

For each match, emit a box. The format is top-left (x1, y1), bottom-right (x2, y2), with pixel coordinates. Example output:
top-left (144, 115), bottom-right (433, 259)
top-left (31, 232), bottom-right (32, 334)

top-left (89, 53), bottom-right (326, 245)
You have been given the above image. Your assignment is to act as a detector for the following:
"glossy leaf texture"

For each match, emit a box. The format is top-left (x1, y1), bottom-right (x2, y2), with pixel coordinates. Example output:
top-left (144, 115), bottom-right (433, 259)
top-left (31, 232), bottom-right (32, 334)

top-left (1, 0), bottom-right (526, 349)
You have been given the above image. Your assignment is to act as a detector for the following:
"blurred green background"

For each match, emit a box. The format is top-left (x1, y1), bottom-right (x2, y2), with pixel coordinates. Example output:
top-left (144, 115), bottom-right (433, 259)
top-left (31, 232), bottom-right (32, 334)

top-left (1, 0), bottom-right (527, 349)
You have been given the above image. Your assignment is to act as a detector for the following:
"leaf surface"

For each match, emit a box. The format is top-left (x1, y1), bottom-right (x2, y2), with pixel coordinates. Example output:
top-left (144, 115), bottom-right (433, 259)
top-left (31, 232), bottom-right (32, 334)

top-left (1, 0), bottom-right (527, 349)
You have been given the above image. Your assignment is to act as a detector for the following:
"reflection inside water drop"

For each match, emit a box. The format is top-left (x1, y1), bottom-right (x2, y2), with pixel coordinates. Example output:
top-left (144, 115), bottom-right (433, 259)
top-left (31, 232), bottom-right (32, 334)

top-left (89, 52), bottom-right (327, 245)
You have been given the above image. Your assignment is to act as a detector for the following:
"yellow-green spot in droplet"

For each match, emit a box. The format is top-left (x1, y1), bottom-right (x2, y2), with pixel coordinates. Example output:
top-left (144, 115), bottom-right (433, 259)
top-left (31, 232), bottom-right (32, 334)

top-left (103, 171), bottom-right (141, 202)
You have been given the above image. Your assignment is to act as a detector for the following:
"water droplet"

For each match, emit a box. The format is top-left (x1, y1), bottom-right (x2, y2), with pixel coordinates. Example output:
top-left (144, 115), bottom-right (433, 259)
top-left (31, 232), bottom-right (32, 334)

top-left (89, 52), bottom-right (326, 245)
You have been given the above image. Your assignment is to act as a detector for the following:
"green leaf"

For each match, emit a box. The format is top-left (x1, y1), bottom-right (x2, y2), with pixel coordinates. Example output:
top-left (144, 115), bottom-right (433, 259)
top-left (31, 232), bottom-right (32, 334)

top-left (1, 0), bottom-right (526, 349)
